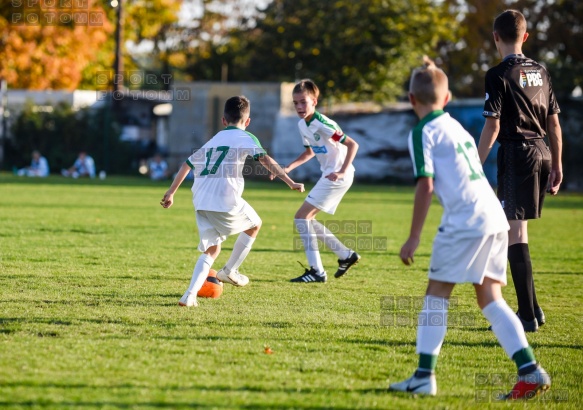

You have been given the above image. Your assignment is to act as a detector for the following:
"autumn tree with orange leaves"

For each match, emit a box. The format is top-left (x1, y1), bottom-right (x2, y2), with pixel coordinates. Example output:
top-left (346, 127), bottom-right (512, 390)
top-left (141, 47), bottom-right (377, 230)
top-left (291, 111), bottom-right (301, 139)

top-left (0, 1), bottom-right (113, 90)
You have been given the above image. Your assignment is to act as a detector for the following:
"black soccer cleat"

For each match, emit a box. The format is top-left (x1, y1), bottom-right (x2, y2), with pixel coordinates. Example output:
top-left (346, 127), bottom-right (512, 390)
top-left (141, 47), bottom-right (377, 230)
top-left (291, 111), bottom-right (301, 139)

top-left (488, 312), bottom-right (539, 332)
top-left (334, 251), bottom-right (361, 278)
top-left (290, 267), bottom-right (327, 283)
top-left (517, 312), bottom-right (539, 332)
top-left (534, 307), bottom-right (546, 326)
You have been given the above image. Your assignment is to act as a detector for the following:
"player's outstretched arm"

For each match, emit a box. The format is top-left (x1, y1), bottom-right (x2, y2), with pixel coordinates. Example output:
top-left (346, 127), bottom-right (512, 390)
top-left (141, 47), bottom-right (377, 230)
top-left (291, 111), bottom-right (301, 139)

top-left (259, 155), bottom-right (304, 192)
top-left (400, 177), bottom-right (433, 265)
top-left (268, 147), bottom-right (315, 181)
top-left (284, 147), bottom-right (315, 174)
top-left (547, 114), bottom-right (563, 195)
top-left (160, 162), bottom-right (191, 208)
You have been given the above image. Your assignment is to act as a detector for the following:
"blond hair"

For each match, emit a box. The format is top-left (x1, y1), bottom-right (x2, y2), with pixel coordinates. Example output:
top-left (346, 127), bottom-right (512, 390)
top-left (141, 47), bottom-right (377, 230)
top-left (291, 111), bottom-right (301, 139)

top-left (409, 57), bottom-right (449, 105)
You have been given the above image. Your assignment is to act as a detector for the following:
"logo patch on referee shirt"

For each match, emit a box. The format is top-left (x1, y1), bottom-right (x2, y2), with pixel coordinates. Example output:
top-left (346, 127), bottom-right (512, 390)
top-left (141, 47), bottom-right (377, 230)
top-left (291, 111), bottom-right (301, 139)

top-left (520, 70), bottom-right (543, 88)
top-left (519, 71), bottom-right (528, 88)
top-left (314, 133), bottom-right (321, 141)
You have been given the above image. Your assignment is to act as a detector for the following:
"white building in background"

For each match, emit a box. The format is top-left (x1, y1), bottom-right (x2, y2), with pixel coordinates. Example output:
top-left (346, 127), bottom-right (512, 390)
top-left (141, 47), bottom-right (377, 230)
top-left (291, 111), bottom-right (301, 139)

top-left (167, 81), bottom-right (419, 182)
top-left (2, 83), bottom-right (514, 185)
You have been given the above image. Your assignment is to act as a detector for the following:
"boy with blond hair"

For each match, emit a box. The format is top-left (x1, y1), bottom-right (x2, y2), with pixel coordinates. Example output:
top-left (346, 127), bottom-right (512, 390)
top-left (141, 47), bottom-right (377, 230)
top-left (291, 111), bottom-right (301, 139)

top-left (388, 59), bottom-right (550, 399)
top-left (277, 79), bottom-right (361, 283)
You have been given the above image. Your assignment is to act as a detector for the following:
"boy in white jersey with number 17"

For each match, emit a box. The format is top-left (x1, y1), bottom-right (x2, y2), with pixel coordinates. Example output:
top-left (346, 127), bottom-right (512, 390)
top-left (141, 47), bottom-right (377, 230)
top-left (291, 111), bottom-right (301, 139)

top-left (388, 59), bottom-right (550, 400)
top-left (161, 96), bottom-right (304, 307)
top-left (274, 79), bottom-right (360, 283)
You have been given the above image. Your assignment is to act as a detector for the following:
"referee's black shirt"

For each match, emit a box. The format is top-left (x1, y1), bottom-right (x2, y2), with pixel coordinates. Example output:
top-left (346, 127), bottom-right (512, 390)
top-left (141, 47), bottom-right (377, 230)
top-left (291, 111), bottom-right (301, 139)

top-left (482, 54), bottom-right (561, 141)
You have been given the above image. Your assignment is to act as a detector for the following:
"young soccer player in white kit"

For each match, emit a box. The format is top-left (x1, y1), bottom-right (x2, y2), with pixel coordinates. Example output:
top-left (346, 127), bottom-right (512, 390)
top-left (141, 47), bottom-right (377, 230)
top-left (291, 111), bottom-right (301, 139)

top-left (161, 96), bottom-right (304, 307)
top-left (278, 79), bottom-right (361, 283)
top-left (388, 60), bottom-right (550, 400)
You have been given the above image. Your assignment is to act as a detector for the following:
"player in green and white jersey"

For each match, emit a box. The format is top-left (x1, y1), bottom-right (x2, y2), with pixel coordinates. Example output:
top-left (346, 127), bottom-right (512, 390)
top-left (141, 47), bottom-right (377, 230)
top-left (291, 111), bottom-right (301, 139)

top-left (161, 96), bottom-right (304, 307)
top-left (388, 59), bottom-right (550, 400)
top-left (277, 79), bottom-right (361, 283)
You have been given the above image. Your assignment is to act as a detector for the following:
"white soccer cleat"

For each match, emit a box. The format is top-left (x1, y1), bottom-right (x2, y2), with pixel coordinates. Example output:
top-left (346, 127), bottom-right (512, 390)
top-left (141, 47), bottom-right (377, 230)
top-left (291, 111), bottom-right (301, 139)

top-left (216, 269), bottom-right (249, 287)
top-left (178, 292), bottom-right (198, 307)
top-left (389, 372), bottom-right (437, 396)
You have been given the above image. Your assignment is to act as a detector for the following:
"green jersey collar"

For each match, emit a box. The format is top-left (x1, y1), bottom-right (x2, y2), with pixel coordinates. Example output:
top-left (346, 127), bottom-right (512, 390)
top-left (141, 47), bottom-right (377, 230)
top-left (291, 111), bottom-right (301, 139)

top-left (224, 125), bottom-right (242, 131)
top-left (305, 111), bottom-right (322, 126)
top-left (418, 110), bottom-right (445, 128)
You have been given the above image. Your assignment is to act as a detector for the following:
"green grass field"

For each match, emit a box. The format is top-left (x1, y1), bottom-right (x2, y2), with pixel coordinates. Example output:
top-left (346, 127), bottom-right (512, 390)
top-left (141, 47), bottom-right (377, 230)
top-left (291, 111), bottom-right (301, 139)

top-left (1, 175), bottom-right (582, 409)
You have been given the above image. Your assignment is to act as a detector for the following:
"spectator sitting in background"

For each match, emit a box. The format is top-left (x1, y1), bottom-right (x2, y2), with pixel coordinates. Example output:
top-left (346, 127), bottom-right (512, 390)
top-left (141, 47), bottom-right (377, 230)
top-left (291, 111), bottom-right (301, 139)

top-left (61, 151), bottom-right (95, 178)
top-left (17, 150), bottom-right (49, 177)
top-left (149, 153), bottom-right (169, 181)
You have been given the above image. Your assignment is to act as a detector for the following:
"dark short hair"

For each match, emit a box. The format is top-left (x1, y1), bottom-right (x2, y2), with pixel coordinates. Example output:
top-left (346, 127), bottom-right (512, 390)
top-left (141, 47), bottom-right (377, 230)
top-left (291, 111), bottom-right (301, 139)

top-left (292, 79), bottom-right (320, 99)
top-left (494, 9), bottom-right (527, 43)
top-left (224, 96), bottom-right (250, 124)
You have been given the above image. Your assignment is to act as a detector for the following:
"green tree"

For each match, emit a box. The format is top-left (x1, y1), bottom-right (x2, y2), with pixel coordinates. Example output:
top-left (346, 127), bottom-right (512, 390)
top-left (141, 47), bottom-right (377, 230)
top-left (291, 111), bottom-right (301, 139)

top-left (442, 0), bottom-right (583, 98)
top-left (439, 0), bottom-right (501, 98)
top-left (187, 0), bottom-right (459, 102)
top-left (515, 0), bottom-right (583, 98)
top-left (79, 0), bottom-right (184, 90)
top-left (85, 0), bottom-right (252, 89)
top-left (172, 0), bottom-right (269, 82)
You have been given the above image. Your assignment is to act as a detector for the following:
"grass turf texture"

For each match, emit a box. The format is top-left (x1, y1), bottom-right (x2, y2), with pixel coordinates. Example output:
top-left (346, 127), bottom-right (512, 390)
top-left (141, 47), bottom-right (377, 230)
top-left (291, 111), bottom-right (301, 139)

top-left (0, 174), bottom-right (581, 409)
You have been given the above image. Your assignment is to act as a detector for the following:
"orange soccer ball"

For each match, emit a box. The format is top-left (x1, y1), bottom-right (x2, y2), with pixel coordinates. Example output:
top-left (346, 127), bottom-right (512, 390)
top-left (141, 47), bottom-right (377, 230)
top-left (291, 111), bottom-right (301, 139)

top-left (197, 269), bottom-right (223, 299)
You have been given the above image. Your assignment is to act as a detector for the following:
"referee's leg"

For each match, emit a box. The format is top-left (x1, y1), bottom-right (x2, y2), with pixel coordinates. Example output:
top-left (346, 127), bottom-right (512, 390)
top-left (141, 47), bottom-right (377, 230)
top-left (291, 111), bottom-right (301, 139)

top-left (508, 219), bottom-right (539, 331)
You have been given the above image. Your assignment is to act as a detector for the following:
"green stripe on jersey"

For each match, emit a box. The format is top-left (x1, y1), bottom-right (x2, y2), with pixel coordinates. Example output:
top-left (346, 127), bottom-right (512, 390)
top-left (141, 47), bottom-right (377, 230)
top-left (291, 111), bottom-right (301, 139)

top-left (186, 159), bottom-right (194, 169)
top-left (243, 130), bottom-right (266, 161)
top-left (244, 130), bottom-right (264, 149)
top-left (245, 131), bottom-right (266, 160)
top-left (311, 111), bottom-right (339, 132)
top-left (223, 126), bottom-right (266, 160)
top-left (223, 125), bottom-right (263, 148)
top-left (411, 110), bottom-right (444, 178)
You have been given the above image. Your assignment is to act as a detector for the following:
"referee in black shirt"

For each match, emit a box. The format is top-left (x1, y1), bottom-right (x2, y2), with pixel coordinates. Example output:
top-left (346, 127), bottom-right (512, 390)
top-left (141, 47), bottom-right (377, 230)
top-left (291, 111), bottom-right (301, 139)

top-left (478, 9), bottom-right (563, 332)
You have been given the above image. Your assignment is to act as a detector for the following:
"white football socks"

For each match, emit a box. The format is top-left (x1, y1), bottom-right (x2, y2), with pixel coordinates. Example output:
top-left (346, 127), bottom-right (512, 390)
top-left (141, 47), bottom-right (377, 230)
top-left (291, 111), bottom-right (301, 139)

top-left (311, 219), bottom-right (352, 260)
top-left (186, 253), bottom-right (214, 295)
top-left (223, 232), bottom-right (255, 274)
top-left (482, 299), bottom-right (530, 359)
top-left (294, 218), bottom-right (325, 275)
top-left (416, 295), bottom-right (449, 356)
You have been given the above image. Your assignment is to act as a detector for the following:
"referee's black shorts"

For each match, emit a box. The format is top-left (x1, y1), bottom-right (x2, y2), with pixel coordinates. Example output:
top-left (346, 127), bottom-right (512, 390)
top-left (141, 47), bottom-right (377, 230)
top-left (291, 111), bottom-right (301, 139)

top-left (497, 139), bottom-right (552, 220)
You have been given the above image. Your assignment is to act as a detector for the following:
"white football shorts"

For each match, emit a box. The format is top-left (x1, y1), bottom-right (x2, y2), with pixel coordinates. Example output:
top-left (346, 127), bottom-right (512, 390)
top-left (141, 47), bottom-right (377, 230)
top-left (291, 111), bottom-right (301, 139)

top-left (195, 200), bottom-right (261, 252)
top-left (428, 230), bottom-right (508, 285)
top-left (305, 172), bottom-right (354, 215)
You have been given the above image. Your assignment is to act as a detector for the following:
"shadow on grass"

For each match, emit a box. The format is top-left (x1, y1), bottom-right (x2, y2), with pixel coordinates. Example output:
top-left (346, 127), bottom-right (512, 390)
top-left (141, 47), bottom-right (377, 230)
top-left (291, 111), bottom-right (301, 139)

top-left (341, 338), bottom-right (583, 350)
top-left (0, 381), bottom-right (403, 410)
top-left (0, 400), bottom-right (384, 410)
